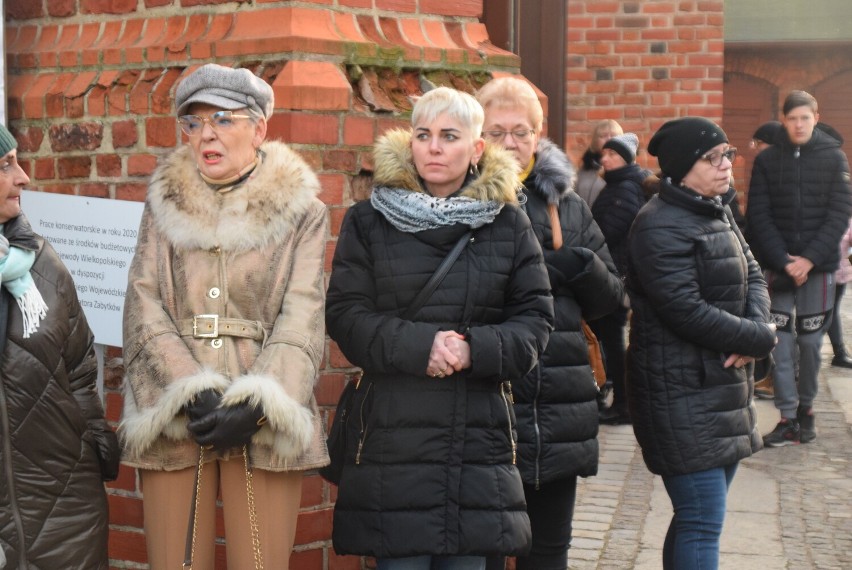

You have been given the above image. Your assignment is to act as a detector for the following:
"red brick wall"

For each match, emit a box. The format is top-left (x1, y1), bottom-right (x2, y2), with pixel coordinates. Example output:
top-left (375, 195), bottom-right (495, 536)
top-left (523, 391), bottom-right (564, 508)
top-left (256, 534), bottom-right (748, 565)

top-left (564, 0), bottom-right (726, 171)
top-left (4, 1), bottom-right (518, 568)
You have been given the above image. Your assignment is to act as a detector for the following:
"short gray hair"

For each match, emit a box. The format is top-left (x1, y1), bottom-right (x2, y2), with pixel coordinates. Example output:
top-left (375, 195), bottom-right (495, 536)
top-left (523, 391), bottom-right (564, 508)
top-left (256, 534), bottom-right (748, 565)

top-left (411, 87), bottom-right (484, 139)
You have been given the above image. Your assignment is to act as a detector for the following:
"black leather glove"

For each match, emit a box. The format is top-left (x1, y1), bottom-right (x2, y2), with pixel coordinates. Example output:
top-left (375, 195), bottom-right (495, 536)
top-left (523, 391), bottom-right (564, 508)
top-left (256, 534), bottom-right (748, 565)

top-left (88, 421), bottom-right (120, 482)
top-left (187, 401), bottom-right (266, 452)
top-left (544, 247), bottom-right (588, 290)
top-left (184, 388), bottom-right (222, 423)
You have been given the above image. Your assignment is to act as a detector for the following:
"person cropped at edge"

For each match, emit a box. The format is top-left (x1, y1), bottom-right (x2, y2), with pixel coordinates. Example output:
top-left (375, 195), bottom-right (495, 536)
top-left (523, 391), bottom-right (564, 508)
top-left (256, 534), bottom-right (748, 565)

top-left (746, 90), bottom-right (852, 447)
top-left (828, 217), bottom-right (852, 368)
top-left (119, 63), bottom-right (329, 569)
top-left (575, 119), bottom-right (623, 208)
top-left (590, 132), bottom-right (648, 426)
top-left (0, 123), bottom-right (120, 569)
top-left (325, 86), bottom-right (554, 570)
top-left (476, 77), bottom-right (624, 570)
top-left (628, 117), bottom-right (777, 570)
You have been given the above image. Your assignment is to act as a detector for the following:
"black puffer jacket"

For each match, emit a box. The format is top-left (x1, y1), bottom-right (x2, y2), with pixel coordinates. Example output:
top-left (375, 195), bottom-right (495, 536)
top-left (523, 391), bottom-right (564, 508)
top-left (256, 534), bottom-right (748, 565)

top-left (326, 131), bottom-right (554, 557)
top-left (747, 127), bottom-right (852, 273)
top-left (626, 182), bottom-right (776, 476)
top-left (0, 215), bottom-right (119, 570)
top-left (516, 139), bottom-right (624, 486)
top-left (592, 163), bottom-right (648, 276)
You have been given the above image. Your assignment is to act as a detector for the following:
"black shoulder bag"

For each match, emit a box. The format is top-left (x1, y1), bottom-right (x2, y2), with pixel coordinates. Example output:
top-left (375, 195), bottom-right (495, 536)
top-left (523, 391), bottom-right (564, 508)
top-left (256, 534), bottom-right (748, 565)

top-left (319, 230), bottom-right (473, 484)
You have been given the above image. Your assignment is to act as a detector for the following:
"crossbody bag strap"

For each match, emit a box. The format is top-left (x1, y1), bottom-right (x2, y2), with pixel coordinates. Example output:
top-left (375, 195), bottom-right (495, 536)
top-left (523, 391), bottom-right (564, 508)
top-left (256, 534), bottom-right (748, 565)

top-left (402, 230), bottom-right (473, 321)
top-left (547, 203), bottom-right (563, 250)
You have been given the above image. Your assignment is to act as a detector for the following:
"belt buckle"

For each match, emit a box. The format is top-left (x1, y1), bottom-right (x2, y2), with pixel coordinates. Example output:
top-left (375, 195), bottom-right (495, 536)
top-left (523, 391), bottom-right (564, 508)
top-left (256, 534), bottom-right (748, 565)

top-left (193, 314), bottom-right (219, 338)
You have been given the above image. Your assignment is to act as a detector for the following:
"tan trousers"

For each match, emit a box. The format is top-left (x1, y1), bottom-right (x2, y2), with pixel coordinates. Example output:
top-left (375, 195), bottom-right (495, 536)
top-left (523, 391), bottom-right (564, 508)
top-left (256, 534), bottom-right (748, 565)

top-left (141, 456), bottom-right (303, 570)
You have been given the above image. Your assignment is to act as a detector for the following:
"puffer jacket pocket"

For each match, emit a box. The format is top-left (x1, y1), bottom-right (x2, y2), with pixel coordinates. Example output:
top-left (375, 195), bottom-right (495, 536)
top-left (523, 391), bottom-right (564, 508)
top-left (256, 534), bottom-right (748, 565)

top-left (700, 350), bottom-right (748, 387)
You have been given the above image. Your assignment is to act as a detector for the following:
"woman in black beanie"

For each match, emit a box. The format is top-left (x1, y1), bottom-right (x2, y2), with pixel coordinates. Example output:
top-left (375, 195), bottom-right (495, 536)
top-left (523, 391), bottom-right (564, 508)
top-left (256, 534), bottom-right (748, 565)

top-left (626, 117), bottom-right (776, 570)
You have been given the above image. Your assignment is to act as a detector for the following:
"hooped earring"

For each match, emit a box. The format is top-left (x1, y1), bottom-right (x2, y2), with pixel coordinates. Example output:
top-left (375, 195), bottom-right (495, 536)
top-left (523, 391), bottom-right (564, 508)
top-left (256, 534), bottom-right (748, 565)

top-left (469, 162), bottom-right (480, 177)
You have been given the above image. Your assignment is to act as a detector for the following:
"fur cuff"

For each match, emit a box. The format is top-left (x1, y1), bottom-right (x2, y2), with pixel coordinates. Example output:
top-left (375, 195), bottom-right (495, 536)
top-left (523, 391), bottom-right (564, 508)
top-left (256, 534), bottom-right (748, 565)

top-left (119, 369), bottom-right (230, 458)
top-left (221, 374), bottom-right (314, 462)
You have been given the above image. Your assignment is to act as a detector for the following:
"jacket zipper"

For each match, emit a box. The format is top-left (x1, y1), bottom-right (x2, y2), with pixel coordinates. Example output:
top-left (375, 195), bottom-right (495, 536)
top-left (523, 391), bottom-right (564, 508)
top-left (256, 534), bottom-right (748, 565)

top-left (794, 146), bottom-right (802, 244)
top-left (500, 381), bottom-right (517, 466)
top-left (532, 365), bottom-right (542, 489)
top-left (0, 378), bottom-right (29, 569)
top-left (355, 382), bottom-right (373, 465)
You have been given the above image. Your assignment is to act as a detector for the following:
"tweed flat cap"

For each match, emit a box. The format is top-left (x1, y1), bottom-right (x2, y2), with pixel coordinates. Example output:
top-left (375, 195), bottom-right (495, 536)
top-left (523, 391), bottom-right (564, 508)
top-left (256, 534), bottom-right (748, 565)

top-left (175, 63), bottom-right (274, 119)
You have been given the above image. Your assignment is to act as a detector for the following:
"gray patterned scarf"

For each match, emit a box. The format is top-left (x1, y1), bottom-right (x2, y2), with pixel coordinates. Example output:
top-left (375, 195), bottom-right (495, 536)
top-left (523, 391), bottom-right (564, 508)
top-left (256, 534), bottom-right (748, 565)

top-left (371, 187), bottom-right (504, 233)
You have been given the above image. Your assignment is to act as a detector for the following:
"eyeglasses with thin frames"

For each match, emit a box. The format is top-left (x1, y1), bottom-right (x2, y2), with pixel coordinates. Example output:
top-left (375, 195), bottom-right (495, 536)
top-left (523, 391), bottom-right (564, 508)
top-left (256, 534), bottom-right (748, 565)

top-left (701, 147), bottom-right (737, 167)
top-left (177, 110), bottom-right (254, 136)
top-left (483, 129), bottom-right (535, 143)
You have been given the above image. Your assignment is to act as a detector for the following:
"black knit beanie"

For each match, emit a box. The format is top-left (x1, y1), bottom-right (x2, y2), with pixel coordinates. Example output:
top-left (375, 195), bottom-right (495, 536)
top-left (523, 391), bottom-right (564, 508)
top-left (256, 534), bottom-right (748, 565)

top-left (647, 117), bottom-right (728, 184)
top-left (752, 121), bottom-right (783, 144)
top-left (602, 133), bottom-right (639, 164)
top-left (0, 124), bottom-right (17, 157)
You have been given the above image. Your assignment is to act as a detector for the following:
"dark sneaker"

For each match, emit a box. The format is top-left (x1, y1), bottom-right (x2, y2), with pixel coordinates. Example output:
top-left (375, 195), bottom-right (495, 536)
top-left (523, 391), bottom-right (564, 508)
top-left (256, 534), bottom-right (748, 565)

top-left (831, 354), bottom-right (852, 368)
top-left (797, 405), bottom-right (816, 443)
top-left (763, 418), bottom-right (800, 447)
top-left (599, 405), bottom-right (631, 425)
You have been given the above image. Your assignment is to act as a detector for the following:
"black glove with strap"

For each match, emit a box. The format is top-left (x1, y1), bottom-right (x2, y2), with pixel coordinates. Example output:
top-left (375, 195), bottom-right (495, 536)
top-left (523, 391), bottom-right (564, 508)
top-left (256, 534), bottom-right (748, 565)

top-left (185, 388), bottom-right (222, 423)
top-left (544, 247), bottom-right (589, 290)
top-left (187, 401), bottom-right (266, 453)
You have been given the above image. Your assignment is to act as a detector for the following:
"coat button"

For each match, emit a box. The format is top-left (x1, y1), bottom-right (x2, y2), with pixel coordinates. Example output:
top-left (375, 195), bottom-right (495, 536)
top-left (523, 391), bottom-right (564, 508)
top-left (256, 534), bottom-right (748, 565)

top-left (208, 287), bottom-right (220, 299)
top-left (211, 338), bottom-right (223, 348)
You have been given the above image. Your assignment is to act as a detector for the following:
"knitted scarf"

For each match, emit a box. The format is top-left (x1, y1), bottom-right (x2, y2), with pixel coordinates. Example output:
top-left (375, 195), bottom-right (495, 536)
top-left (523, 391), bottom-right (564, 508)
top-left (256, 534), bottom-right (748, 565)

top-left (0, 223), bottom-right (48, 338)
top-left (371, 187), bottom-right (504, 233)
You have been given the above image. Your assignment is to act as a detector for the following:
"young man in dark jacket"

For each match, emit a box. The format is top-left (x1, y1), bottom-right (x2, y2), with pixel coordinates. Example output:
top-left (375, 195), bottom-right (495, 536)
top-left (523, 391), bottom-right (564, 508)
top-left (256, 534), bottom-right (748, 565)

top-left (746, 90), bottom-right (852, 446)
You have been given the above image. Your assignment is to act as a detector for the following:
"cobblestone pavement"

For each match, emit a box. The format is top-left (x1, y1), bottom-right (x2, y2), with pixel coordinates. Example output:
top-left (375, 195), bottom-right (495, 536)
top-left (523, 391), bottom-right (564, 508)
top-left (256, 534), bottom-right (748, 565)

top-left (568, 323), bottom-right (852, 569)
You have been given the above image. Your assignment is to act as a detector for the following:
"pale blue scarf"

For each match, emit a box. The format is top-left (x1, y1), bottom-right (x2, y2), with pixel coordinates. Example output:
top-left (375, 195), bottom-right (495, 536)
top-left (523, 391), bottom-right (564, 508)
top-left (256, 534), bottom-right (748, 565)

top-left (0, 232), bottom-right (47, 338)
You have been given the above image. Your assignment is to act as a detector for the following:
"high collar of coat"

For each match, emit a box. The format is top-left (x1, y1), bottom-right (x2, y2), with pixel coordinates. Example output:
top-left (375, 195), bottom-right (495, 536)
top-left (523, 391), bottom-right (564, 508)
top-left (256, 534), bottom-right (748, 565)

top-left (525, 138), bottom-right (577, 205)
top-left (658, 177), bottom-right (733, 220)
top-left (146, 141), bottom-right (322, 252)
top-left (372, 128), bottom-right (521, 205)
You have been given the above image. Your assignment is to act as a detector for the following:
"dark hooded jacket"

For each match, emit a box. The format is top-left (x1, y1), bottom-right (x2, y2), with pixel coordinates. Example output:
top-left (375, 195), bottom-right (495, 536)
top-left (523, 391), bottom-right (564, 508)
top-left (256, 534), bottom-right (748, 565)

top-left (627, 182), bottom-right (776, 476)
top-left (515, 139), bottom-right (624, 486)
top-left (0, 214), bottom-right (118, 570)
top-left (746, 125), bottom-right (852, 274)
top-left (326, 130), bottom-right (554, 557)
top-left (592, 162), bottom-right (649, 276)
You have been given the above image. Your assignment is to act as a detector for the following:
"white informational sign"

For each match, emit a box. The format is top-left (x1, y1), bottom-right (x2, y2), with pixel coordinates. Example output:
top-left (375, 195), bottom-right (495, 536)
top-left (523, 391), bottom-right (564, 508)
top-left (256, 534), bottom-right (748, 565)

top-left (23, 191), bottom-right (144, 347)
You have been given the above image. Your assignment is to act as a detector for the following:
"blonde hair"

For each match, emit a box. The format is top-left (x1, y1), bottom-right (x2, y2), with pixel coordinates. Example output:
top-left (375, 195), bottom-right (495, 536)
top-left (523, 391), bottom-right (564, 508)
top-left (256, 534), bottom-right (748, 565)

top-left (476, 77), bottom-right (544, 133)
top-left (411, 87), bottom-right (484, 139)
top-left (590, 119), bottom-right (624, 152)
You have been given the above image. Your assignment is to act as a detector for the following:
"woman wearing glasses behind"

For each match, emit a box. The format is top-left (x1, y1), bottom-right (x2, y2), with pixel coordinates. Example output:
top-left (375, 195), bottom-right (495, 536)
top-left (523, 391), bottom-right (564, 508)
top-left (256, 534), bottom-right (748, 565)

top-left (627, 118), bottom-right (776, 570)
top-left (476, 77), bottom-right (624, 570)
top-left (120, 63), bottom-right (329, 568)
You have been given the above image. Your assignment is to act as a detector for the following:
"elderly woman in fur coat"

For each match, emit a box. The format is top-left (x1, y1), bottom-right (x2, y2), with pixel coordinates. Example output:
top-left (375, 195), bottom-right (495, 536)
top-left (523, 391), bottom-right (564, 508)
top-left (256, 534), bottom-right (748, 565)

top-left (119, 64), bottom-right (329, 569)
top-left (326, 87), bottom-right (554, 569)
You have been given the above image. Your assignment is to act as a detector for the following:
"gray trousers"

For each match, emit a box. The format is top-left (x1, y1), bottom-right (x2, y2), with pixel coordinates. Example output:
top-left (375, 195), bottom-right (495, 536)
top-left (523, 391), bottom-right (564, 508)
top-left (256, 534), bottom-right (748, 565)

top-left (769, 271), bottom-right (835, 418)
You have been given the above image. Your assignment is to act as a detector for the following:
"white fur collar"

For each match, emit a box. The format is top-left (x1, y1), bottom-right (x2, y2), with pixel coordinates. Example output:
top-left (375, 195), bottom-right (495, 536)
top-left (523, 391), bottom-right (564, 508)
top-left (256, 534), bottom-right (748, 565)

top-left (146, 141), bottom-right (321, 251)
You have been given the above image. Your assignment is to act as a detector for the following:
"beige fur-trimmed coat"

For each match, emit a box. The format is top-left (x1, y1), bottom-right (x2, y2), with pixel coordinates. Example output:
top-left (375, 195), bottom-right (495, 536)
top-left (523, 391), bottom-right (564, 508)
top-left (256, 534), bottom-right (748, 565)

top-left (120, 141), bottom-right (329, 472)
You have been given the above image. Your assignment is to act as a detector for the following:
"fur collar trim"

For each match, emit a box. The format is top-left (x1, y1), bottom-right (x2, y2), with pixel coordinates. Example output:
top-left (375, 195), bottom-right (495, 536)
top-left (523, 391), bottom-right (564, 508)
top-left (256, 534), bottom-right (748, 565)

top-left (526, 138), bottom-right (577, 205)
top-left (146, 141), bottom-right (321, 251)
top-left (372, 129), bottom-right (520, 205)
